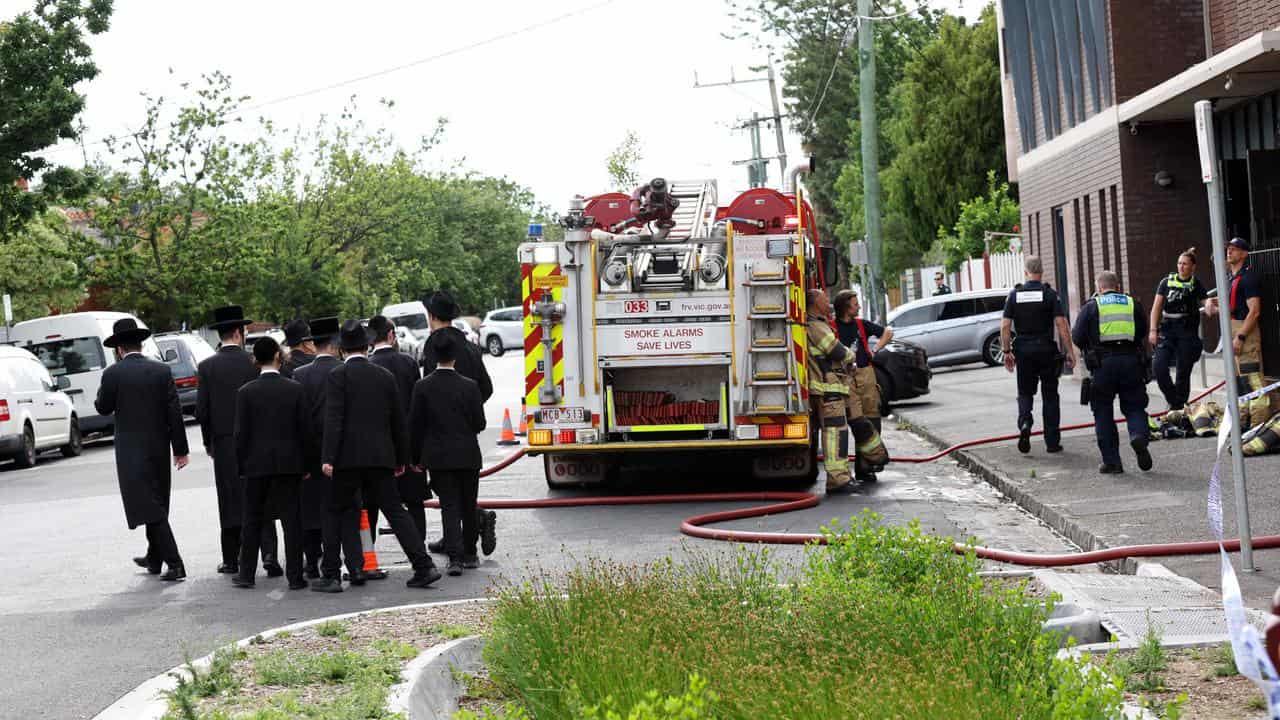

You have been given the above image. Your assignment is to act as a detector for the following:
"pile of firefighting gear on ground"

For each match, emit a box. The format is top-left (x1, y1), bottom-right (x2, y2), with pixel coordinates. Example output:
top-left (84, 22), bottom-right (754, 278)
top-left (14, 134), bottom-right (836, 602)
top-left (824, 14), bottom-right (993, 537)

top-left (1153, 390), bottom-right (1280, 456)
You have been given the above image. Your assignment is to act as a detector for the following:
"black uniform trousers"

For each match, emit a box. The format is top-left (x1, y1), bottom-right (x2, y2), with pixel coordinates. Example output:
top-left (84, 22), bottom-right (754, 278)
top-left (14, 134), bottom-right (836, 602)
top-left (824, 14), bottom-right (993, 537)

top-left (1090, 353), bottom-right (1150, 466)
top-left (300, 466), bottom-right (327, 572)
top-left (1153, 322), bottom-right (1202, 410)
top-left (1014, 339), bottom-right (1062, 447)
top-left (213, 435), bottom-right (279, 567)
top-left (432, 469), bottom-right (479, 560)
top-left (238, 475), bottom-right (303, 584)
top-left (364, 469), bottom-right (430, 543)
top-left (323, 467), bottom-right (434, 580)
top-left (144, 520), bottom-right (182, 568)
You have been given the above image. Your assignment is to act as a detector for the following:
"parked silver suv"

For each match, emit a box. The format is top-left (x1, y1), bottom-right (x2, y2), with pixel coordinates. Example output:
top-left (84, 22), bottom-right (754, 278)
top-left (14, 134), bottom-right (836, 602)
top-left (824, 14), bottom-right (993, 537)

top-left (886, 288), bottom-right (1010, 367)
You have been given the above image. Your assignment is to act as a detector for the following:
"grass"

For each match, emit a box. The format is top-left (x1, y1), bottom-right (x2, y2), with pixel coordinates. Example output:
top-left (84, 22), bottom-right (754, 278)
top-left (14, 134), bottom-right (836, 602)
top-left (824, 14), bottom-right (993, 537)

top-left (1109, 617), bottom-right (1168, 692)
top-left (314, 620), bottom-right (348, 639)
top-left (482, 510), bottom-right (1127, 720)
top-left (421, 623), bottom-right (474, 640)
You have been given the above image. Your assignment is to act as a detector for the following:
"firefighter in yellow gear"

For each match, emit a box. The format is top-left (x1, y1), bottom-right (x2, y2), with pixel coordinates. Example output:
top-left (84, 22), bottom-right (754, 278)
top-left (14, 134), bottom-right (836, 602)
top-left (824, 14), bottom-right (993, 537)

top-left (1215, 237), bottom-right (1277, 428)
top-left (805, 289), bottom-right (887, 493)
top-left (832, 290), bottom-right (891, 481)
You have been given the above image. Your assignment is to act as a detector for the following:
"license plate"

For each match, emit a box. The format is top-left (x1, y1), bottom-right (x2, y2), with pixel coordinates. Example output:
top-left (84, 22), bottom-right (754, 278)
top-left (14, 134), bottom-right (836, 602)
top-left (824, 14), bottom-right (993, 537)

top-left (539, 406), bottom-right (585, 424)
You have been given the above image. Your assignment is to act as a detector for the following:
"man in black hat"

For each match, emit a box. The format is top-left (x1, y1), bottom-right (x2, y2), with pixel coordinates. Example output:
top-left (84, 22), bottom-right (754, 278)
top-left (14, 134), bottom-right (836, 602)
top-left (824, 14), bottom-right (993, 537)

top-left (280, 319), bottom-right (316, 379)
top-left (367, 315), bottom-right (429, 541)
top-left (197, 305), bottom-right (280, 576)
top-left (232, 337), bottom-right (309, 590)
top-left (95, 318), bottom-right (190, 581)
top-left (313, 320), bottom-right (441, 592)
top-left (421, 291), bottom-right (497, 557)
top-left (292, 316), bottom-right (343, 578)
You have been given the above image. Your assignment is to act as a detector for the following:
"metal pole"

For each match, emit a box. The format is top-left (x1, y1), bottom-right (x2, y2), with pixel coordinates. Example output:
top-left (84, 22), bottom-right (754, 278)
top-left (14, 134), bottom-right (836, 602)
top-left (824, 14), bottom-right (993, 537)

top-left (750, 111), bottom-right (763, 188)
top-left (857, 0), bottom-right (884, 323)
top-left (766, 58), bottom-right (788, 180)
top-left (1196, 99), bottom-right (1254, 569)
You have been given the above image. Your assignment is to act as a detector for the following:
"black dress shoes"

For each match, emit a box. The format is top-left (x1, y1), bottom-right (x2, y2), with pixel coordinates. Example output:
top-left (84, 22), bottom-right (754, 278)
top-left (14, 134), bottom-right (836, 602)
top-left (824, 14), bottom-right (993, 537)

top-left (1098, 463), bottom-right (1124, 474)
top-left (1046, 444), bottom-right (1064, 453)
top-left (347, 570), bottom-right (367, 587)
top-left (134, 557), bottom-right (162, 574)
top-left (216, 563), bottom-right (238, 574)
top-left (159, 566), bottom-right (186, 581)
top-left (479, 510), bottom-right (498, 556)
top-left (231, 577), bottom-right (255, 589)
top-left (310, 578), bottom-right (343, 593)
top-left (304, 566), bottom-right (320, 580)
top-left (446, 559), bottom-right (463, 576)
top-left (1131, 438), bottom-right (1153, 471)
top-left (407, 567), bottom-right (443, 588)
top-left (263, 562), bottom-right (284, 578)
top-left (461, 556), bottom-right (480, 570)
top-left (1017, 425), bottom-right (1032, 454)
top-left (288, 580), bottom-right (308, 590)
top-left (428, 538), bottom-right (446, 554)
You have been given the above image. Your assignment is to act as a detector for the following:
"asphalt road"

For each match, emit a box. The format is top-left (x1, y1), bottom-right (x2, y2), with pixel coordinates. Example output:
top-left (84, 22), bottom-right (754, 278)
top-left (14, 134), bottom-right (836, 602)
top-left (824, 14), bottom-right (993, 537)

top-left (2, 352), bottom-right (1081, 719)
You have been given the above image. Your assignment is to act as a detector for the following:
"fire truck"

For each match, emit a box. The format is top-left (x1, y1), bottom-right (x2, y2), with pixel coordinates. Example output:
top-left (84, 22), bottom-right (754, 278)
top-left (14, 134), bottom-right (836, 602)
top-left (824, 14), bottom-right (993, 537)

top-left (518, 178), bottom-right (838, 487)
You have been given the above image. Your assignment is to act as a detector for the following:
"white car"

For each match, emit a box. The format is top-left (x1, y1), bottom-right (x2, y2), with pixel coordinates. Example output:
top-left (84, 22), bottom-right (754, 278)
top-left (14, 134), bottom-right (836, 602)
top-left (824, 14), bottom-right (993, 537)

top-left (10, 311), bottom-right (160, 436)
top-left (452, 318), bottom-right (480, 347)
top-left (479, 306), bottom-right (523, 357)
top-left (383, 301), bottom-right (431, 342)
top-left (0, 346), bottom-right (80, 466)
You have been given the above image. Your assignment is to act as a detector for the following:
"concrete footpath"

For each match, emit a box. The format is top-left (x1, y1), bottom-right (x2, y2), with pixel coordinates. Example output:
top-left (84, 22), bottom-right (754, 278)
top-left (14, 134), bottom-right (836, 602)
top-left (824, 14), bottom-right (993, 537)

top-left (894, 363), bottom-right (1280, 610)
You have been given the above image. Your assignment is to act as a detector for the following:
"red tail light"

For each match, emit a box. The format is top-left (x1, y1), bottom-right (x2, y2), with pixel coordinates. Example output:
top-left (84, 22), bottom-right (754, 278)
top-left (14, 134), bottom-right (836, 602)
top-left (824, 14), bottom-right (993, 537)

top-left (0, 400), bottom-right (11, 422)
top-left (760, 424), bottom-right (784, 440)
top-left (557, 429), bottom-right (577, 444)
top-left (174, 376), bottom-right (198, 389)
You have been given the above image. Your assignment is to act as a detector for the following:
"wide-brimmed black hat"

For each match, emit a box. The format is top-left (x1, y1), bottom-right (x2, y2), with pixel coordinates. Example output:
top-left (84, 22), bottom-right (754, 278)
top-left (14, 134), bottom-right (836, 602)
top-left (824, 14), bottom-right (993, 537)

top-left (309, 316), bottom-right (340, 344)
top-left (339, 319), bottom-right (373, 351)
top-left (426, 291), bottom-right (460, 321)
top-left (283, 319), bottom-right (312, 347)
top-left (104, 317), bottom-right (152, 348)
top-left (208, 305), bottom-right (253, 331)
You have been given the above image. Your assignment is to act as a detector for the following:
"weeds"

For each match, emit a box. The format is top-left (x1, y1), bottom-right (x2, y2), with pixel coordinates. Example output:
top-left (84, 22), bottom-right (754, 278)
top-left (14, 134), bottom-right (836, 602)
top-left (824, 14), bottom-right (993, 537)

top-left (423, 623), bottom-right (474, 640)
top-left (1211, 642), bottom-right (1240, 678)
top-left (1111, 619), bottom-right (1168, 692)
top-left (161, 646), bottom-right (243, 720)
top-left (315, 620), bottom-right (348, 638)
top-left (1249, 695), bottom-right (1267, 711)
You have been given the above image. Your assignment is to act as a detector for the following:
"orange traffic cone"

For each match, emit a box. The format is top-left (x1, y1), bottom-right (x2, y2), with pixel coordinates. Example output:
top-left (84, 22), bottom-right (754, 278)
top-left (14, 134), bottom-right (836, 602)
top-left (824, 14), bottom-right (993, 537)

top-left (498, 408), bottom-right (520, 445)
top-left (358, 509), bottom-right (383, 574)
top-left (516, 399), bottom-right (528, 436)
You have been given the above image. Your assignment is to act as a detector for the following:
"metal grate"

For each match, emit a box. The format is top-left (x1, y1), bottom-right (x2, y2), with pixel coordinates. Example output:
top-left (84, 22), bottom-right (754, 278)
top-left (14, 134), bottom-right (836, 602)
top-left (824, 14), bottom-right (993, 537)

top-left (1039, 573), bottom-right (1222, 609)
top-left (1101, 608), bottom-right (1240, 644)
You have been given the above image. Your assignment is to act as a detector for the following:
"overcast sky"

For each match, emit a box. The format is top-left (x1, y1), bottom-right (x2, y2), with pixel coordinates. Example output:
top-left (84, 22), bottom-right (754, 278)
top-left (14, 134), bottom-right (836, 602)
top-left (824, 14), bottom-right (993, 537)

top-left (11, 0), bottom-right (983, 212)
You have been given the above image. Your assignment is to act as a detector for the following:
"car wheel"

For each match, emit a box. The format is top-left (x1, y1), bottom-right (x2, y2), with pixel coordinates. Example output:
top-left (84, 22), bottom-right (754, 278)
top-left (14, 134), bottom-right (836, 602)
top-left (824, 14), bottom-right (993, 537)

top-left (60, 418), bottom-right (82, 458)
top-left (486, 335), bottom-right (505, 357)
top-left (875, 368), bottom-right (894, 419)
top-left (13, 424), bottom-right (36, 468)
top-left (981, 333), bottom-right (1003, 366)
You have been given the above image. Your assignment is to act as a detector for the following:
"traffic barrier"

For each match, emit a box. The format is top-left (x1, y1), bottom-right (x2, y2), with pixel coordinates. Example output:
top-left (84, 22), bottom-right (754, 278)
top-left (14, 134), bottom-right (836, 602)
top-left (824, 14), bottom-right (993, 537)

top-left (359, 509), bottom-right (382, 574)
top-left (498, 408), bottom-right (520, 446)
top-left (516, 399), bottom-right (528, 436)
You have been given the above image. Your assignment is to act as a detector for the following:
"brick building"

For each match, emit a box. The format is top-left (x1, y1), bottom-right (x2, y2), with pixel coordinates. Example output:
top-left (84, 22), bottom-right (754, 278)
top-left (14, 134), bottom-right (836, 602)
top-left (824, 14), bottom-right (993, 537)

top-left (997, 0), bottom-right (1280, 358)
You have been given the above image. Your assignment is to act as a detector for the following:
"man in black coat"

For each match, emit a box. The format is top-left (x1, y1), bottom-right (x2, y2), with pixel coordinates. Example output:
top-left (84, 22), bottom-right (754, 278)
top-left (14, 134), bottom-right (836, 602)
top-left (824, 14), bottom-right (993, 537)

top-left (368, 315), bottom-right (429, 541)
top-left (410, 331), bottom-right (487, 575)
top-left (313, 320), bottom-right (441, 592)
top-left (95, 318), bottom-right (190, 581)
top-left (292, 317), bottom-right (342, 578)
top-left (280, 319), bottom-right (315, 379)
top-left (232, 337), bottom-right (310, 590)
top-left (196, 305), bottom-right (279, 575)
top-left (420, 291), bottom-right (497, 557)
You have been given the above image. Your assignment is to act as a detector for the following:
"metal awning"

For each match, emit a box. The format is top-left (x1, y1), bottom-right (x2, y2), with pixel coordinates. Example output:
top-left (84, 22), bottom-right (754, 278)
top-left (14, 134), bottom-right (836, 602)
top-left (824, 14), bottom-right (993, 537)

top-left (1119, 30), bottom-right (1280, 122)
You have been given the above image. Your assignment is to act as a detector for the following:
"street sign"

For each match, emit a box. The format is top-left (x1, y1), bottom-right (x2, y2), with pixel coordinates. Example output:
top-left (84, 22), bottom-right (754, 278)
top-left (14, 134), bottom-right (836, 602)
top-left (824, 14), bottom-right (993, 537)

top-left (1195, 101), bottom-right (1216, 183)
top-left (3, 294), bottom-right (11, 325)
top-left (849, 241), bottom-right (868, 266)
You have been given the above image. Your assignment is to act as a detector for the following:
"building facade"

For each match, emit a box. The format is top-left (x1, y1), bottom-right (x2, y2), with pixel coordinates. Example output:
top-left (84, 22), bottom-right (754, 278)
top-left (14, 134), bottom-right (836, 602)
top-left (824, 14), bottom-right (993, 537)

top-left (997, 0), bottom-right (1280, 359)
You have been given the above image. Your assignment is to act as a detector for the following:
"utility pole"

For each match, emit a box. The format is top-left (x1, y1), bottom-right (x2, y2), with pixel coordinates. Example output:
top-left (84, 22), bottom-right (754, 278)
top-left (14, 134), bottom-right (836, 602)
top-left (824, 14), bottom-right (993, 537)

top-left (694, 62), bottom-right (789, 187)
top-left (766, 58), bottom-right (788, 178)
top-left (857, 0), bottom-right (884, 323)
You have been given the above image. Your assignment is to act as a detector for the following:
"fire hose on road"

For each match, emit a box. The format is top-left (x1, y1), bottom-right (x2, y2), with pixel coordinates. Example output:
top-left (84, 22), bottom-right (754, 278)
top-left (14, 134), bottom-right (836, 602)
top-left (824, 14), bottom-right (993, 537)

top-left (434, 379), bottom-right (1280, 567)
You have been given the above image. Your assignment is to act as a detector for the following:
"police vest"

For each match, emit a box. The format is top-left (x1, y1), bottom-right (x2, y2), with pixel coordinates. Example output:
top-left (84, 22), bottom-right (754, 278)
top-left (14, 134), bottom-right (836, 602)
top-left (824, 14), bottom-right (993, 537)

top-left (1096, 292), bottom-right (1137, 343)
top-left (1011, 282), bottom-right (1056, 337)
top-left (1162, 273), bottom-right (1199, 319)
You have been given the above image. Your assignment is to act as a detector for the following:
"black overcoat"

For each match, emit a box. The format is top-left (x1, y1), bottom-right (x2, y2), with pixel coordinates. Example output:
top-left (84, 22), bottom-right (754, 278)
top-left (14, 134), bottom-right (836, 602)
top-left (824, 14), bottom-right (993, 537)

top-left (196, 345), bottom-right (258, 528)
top-left (293, 354), bottom-right (339, 529)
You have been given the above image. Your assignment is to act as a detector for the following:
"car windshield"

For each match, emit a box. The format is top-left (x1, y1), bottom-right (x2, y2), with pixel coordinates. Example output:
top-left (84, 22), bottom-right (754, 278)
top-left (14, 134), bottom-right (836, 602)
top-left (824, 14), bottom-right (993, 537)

top-left (27, 336), bottom-right (107, 376)
top-left (393, 313), bottom-right (429, 331)
top-left (156, 339), bottom-right (195, 377)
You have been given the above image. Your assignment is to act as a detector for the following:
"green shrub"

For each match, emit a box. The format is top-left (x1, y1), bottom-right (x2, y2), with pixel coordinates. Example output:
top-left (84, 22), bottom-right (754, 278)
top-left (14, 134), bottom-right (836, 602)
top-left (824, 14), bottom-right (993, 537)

top-left (483, 511), bottom-right (1125, 720)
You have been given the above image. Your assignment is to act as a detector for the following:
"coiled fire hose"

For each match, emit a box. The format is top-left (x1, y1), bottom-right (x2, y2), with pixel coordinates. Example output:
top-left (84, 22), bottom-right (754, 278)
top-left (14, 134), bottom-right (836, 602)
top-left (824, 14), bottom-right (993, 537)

top-left (425, 380), bottom-right (1280, 566)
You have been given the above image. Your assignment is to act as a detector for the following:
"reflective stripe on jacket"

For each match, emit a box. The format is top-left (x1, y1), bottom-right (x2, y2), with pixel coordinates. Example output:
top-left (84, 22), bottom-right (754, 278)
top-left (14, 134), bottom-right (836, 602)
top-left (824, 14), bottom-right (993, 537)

top-left (806, 314), bottom-right (851, 395)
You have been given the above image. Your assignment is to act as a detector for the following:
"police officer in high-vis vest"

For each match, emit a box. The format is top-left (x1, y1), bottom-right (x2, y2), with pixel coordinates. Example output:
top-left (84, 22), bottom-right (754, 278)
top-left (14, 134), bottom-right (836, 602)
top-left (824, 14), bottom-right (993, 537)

top-left (805, 289), bottom-right (858, 494)
top-left (1000, 256), bottom-right (1076, 454)
top-left (1072, 270), bottom-right (1152, 474)
top-left (1149, 248), bottom-right (1212, 412)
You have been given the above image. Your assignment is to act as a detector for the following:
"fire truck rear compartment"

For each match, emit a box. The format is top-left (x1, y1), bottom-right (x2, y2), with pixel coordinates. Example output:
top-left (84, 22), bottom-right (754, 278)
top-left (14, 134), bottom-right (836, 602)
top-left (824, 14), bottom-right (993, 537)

top-left (604, 364), bottom-right (728, 438)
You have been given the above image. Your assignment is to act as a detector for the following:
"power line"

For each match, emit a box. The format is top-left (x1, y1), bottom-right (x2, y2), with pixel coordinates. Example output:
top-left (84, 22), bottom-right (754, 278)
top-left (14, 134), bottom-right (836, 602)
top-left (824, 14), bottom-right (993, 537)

top-left (42, 0), bottom-right (622, 158)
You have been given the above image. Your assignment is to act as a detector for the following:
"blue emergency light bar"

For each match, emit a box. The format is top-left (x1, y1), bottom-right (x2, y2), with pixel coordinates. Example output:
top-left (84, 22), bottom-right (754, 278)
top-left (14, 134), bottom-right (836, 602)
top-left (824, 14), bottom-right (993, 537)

top-left (528, 223), bottom-right (544, 239)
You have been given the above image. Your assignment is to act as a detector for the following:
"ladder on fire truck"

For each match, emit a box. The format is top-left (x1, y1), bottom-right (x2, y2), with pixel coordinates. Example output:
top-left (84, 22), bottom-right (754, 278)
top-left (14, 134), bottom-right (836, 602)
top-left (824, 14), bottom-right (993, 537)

top-left (665, 180), bottom-right (718, 241)
top-left (743, 260), bottom-right (798, 415)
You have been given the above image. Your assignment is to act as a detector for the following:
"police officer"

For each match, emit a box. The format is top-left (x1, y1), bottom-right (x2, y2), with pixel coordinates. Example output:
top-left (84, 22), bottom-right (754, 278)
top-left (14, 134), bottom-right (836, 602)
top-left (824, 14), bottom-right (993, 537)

top-left (805, 288), bottom-right (857, 493)
top-left (1072, 270), bottom-right (1151, 474)
top-left (1000, 256), bottom-right (1076, 454)
top-left (1209, 237), bottom-right (1275, 427)
top-left (1148, 248), bottom-right (1212, 412)
top-left (933, 272), bottom-right (951, 296)
top-left (832, 290), bottom-right (890, 482)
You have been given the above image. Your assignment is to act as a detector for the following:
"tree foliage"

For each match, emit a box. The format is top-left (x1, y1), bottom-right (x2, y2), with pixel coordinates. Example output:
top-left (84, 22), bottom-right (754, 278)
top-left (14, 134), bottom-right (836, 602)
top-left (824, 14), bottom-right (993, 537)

top-left (0, 0), bottom-right (111, 240)
top-left (936, 170), bottom-right (1019, 271)
top-left (0, 209), bottom-right (90, 319)
top-left (605, 130), bottom-right (643, 192)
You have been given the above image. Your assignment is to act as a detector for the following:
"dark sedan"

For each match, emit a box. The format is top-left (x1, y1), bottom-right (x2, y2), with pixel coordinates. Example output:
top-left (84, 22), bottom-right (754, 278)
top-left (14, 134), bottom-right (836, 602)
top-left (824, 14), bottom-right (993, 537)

top-left (873, 339), bottom-right (931, 416)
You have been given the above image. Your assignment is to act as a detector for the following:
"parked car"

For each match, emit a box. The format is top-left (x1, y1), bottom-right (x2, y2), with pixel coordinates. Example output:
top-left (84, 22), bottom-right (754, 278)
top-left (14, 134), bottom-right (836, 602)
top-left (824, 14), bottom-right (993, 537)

top-left (452, 318), bottom-right (480, 346)
top-left (382, 301), bottom-right (430, 342)
top-left (886, 288), bottom-right (1010, 368)
top-left (153, 332), bottom-right (216, 416)
top-left (0, 346), bottom-right (80, 466)
top-left (10, 311), bottom-right (160, 436)
top-left (479, 306), bottom-right (523, 357)
top-left (871, 339), bottom-right (932, 416)
top-left (394, 326), bottom-right (424, 361)
top-left (244, 328), bottom-right (285, 348)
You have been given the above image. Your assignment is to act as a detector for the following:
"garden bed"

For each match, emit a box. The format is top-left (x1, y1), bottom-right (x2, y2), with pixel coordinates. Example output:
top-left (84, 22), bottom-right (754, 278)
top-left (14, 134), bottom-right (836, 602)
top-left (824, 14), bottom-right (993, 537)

top-left (1093, 638), bottom-right (1269, 720)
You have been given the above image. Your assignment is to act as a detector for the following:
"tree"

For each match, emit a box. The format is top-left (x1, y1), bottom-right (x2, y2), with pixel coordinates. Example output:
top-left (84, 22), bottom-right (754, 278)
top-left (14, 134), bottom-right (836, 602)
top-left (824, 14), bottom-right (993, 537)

top-left (605, 130), bottom-right (643, 192)
top-left (877, 7), bottom-right (1006, 276)
top-left (0, 209), bottom-right (90, 319)
top-left (935, 170), bottom-right (1019, 271)
top-left (0, 0), bottom-right (112, 241)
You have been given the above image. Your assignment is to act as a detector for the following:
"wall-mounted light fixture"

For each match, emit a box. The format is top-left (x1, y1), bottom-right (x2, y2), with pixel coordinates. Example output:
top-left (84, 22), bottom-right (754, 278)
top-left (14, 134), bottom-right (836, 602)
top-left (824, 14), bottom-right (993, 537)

top-left (1155, 170), bottom-right (1175, 188)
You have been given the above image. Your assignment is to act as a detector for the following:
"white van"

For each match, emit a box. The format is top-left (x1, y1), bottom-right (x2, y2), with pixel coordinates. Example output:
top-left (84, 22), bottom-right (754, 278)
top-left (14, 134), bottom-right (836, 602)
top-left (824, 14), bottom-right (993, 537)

top-left (10, 312), bottom-right (160, 436)
top-left (0, 346), bottom-right (79, 466)
top-left (381, 301), bottom-right (431, 341)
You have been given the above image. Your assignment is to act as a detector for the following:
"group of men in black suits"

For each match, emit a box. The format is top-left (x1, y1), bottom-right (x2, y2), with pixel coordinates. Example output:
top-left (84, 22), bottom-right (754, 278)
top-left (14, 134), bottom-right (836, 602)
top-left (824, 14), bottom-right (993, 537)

top-left (98, 290), bottom-right (497, 591)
